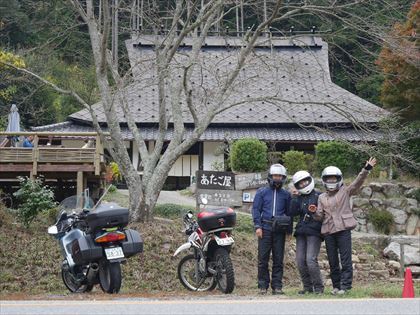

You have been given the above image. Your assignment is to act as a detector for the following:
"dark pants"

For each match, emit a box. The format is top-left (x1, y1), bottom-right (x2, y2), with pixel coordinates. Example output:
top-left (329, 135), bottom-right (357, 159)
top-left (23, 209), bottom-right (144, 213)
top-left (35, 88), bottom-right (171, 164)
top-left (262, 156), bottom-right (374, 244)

top-left (324, 229), bottom-right (353, 290)
top-left (258, 229), bottom-right (286, 290)
top-left (296, 235), bottom-right (324, 292)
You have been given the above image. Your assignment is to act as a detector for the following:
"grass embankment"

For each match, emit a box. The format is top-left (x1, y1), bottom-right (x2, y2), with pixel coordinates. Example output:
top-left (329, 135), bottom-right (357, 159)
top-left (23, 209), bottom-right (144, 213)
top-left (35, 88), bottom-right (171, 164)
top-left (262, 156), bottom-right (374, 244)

top-left (1, 191), bottom-right (418, 298)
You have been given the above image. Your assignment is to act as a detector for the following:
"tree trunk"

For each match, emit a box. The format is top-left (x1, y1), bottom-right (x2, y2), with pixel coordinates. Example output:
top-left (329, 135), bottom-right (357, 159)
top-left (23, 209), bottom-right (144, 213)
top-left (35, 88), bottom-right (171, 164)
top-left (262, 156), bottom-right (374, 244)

top-left (126, 175), bottom-right (143, 221)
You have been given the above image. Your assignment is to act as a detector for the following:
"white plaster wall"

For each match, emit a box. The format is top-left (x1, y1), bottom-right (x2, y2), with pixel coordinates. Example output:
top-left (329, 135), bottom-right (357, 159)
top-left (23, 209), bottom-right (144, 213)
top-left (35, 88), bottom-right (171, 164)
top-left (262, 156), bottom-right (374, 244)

top-left (203, 142), bottom-right (224, 171)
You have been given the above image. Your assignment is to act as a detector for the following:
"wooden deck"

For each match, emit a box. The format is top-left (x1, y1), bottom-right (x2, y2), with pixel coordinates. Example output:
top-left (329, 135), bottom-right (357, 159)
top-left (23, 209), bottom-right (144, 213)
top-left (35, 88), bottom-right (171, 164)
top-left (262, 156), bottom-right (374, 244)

top-left (0, 132), bottom-right (106, 196)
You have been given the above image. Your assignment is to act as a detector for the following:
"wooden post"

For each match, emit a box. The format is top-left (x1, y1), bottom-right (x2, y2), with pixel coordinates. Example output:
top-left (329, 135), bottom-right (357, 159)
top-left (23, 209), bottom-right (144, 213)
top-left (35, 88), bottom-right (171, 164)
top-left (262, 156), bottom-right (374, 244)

top-left (32, 135), bottom-right (39, 177)
top-left (83, 174), bottom-right (88, 192)
top-left (94, 135), bottom-right (102, 176)
top-left (77, 171), bottom-right (84, 197)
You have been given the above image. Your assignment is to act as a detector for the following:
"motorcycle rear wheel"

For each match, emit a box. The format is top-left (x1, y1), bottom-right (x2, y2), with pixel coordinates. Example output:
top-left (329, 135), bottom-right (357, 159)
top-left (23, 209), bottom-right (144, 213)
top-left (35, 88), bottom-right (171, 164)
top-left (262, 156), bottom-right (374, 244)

top-left (177, 254), bottom-right (216, 291)
top-left (61, 267), bottom-right (94, 293)
top-left (99, 259), bottom-right (122, 294)
top-left (214, 248), bottom-right (235, 294)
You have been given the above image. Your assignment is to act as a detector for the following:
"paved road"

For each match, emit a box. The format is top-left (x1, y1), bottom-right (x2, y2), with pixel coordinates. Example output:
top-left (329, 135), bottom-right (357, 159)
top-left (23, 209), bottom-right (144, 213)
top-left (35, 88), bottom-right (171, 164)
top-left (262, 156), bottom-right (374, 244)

top-left (2, 298), bottom-right (419, 315)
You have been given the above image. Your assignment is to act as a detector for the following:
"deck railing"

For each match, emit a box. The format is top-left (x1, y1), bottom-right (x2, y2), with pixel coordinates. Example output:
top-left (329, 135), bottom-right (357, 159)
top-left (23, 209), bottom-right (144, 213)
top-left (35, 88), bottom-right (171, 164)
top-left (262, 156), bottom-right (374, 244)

top-left (0, 132), bottom-right (104, 176)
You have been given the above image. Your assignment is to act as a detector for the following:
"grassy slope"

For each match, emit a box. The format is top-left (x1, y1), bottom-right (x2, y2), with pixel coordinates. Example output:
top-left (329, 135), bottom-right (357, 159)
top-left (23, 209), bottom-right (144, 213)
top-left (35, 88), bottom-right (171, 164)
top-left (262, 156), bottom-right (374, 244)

top-left (1, 192), bottom-right (419, 298)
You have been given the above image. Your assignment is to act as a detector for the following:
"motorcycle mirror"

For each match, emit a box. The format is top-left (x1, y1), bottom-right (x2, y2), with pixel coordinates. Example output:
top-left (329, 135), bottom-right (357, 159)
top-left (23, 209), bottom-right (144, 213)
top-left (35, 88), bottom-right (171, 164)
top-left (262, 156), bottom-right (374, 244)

top-left (48, 225), bottom-right (58, 235)
top-left (187, 211), bottom-right (193, 219)
top-left (201, 197), bottom-right (208, 205)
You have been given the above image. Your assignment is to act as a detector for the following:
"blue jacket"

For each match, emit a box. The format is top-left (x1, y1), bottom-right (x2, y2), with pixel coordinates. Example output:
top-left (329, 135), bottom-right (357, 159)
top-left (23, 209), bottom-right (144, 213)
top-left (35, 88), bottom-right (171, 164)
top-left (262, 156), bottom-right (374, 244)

top-left (289, 190), bottom-right (322, 238)
top-left (252, 186), bottom-right (292, 232)
top-left (23, 138), bottom-right (33, 148)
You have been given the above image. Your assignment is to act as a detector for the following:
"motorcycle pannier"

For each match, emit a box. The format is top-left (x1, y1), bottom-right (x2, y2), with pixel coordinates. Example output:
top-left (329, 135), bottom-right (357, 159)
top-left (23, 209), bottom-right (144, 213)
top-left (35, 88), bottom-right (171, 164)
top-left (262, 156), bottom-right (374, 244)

top-left (72, 234), bottom-right (103, 265)
top-left (197, 207), bottom-right (236, 232)
top-left (86, 203), bottom-right (129, 232)
top-left (121, 229), bottom-right (144, 257)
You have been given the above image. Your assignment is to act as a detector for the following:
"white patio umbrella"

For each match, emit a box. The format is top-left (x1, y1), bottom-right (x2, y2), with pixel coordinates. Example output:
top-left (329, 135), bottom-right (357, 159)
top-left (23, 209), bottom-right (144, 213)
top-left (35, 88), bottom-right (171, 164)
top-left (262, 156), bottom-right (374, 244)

top-left (6, 104), bottom-right (21, 146)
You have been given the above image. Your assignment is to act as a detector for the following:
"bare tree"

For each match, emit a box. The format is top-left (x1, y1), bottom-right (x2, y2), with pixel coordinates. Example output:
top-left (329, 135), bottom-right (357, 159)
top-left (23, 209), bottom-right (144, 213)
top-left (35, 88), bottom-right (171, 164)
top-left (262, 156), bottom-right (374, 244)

top-left (2, 0), bottom-right (416, 220)
top-left (66, 0), bottom-right (290, 220)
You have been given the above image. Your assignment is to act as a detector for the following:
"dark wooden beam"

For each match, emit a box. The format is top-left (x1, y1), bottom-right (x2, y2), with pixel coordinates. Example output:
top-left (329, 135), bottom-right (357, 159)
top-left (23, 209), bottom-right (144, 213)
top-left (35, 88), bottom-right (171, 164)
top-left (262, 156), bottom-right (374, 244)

top-left (0, 164), bottom-right (32, 172)
top-left (0, 164), bottom-right (95, 172)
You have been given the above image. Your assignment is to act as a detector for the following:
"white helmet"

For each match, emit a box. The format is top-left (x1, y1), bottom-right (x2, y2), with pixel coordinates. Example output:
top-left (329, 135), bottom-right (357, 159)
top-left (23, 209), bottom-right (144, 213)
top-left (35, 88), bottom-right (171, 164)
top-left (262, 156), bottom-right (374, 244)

top-left (268, 164), bottom-right (287, 188)
top-left (292, 170), bottom-right (314, 195)
top-left (269, 164), bottom-right (287, 176)
top-left (321, 166), bottom-right (343, 191)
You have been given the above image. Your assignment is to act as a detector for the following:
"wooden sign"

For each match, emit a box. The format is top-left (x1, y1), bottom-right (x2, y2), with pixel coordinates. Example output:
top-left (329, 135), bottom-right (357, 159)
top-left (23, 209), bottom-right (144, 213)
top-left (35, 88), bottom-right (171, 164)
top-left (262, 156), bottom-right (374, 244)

top-left (235, 172), bottom-right (268, 191)
top-left (196, 189), bottom-right (242, 207)
top-left (196, 170), bottom-right (235, 190)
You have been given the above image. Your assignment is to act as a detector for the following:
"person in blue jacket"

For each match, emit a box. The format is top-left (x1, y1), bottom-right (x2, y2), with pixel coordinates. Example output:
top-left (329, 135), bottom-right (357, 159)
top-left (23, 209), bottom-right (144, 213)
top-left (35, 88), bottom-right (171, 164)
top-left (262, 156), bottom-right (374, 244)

top-left (252, 164), bottom-right (291, 295)
top-left (22, 135), bottom-right (33, 148)
top-left (289, 171), bottom-right (324, 294)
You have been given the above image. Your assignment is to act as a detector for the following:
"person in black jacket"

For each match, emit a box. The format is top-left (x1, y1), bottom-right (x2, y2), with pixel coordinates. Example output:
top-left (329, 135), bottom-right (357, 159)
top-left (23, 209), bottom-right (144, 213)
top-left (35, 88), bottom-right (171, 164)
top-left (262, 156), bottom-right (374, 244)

top-left (252, 164), bottom-right (292, 295)
top-left (289, 171), bottom-right (324, 294)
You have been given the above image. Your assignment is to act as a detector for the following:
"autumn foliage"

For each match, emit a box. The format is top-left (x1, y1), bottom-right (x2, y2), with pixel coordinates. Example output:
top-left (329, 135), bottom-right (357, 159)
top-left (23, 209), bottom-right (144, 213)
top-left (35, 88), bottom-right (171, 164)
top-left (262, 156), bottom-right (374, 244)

top-left (377, 1), bottom-right (420, 121)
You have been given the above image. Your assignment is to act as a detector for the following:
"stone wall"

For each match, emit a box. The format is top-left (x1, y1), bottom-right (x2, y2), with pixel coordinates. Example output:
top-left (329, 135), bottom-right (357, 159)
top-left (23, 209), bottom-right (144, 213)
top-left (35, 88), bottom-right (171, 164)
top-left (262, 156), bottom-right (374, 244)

top-left (352, 182), bottom-right (420, 235)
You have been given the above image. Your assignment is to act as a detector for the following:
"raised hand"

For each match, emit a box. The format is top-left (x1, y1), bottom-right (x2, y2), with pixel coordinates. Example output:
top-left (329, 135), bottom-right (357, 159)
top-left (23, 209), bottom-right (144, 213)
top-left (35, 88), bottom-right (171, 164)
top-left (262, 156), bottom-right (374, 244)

top-left (365, 157), bottom-right (377, 170)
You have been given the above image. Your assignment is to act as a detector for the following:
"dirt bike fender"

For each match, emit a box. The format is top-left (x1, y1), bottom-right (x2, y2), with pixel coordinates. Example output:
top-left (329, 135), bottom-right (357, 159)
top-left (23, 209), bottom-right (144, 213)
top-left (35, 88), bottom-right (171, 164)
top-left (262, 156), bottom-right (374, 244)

top-left (173, 242), bottom-right (192, 257)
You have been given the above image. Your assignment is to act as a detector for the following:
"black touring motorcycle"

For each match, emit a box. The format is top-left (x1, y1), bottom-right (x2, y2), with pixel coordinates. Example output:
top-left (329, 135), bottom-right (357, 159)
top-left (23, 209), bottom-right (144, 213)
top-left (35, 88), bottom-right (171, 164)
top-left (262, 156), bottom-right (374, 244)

top-left (48, 190), bottom-right (143, 293)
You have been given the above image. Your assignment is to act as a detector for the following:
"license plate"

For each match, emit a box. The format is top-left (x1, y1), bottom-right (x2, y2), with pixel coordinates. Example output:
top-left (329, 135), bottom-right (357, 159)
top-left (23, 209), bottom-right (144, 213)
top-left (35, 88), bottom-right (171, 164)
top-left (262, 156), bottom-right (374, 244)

top-left (215, 236), bottom-right (234, 246)
top-left (105, 247), bottom-right (125, 260)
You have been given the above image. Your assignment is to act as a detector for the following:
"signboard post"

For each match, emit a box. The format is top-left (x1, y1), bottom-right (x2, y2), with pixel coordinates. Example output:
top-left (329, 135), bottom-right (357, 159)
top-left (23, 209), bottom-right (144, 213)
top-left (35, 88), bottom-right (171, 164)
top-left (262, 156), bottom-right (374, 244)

top-left (195, 170), bottom-right (268, 209)
top-left (196, 170), bottom-right (235, 190)
top-left (196, 170), bottom-right (240, 208)
top-left (196, 189), bottom-right (243, 207)
top-left (235, 172), bottom-right (268, 191)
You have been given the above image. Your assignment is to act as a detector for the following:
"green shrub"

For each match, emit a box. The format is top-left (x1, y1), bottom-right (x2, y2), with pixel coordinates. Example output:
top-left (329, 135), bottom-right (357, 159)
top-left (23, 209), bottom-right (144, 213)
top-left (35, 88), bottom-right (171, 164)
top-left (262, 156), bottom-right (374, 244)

top-left (107, 184), bottom-right (117, 193)
top-left (13, 177), bottom-right (57, 227)
top-left (314, 141), bottom-right (366, 176)
top-left (44, 206), bottom-right (59, 224)
top-left (367, 208), bottom-right (394, 235)
top-left (282, 150), bottom-right (314, 175)
top-left (235, 214), bottom-right (254, 234)
top-left (154, 203), bottom-right (196, 219)
top-left (229, 138), bottom-right (268, 173)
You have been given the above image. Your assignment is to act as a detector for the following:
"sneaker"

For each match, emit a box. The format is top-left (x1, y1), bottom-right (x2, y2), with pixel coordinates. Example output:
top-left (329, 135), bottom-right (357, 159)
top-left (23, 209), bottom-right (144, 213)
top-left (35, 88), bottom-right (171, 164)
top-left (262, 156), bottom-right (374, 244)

top-left (298, 289), bottom-right (313, 295)
top-left (331, 288), bottom-right (340, 295)
top-left (258, 288), bottom-right (268, 295)
top-left (272, 288), bottom-right (285, 295)
top-left (337, 289), bottom-right (349, 295)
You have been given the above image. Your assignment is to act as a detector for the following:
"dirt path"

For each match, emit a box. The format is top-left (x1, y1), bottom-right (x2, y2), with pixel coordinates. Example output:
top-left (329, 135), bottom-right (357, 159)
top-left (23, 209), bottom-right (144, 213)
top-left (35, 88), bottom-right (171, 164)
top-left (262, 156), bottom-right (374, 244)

top-left (119, 190), bottom-right (196, 207)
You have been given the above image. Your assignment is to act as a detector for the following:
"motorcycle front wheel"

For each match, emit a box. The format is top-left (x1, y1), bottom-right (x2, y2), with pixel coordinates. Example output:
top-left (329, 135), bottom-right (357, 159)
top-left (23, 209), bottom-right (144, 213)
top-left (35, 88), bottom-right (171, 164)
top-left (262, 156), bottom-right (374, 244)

top-left (214, 248), bottom-right (235, 294)
top-left (98, 259), bottom-right (122, 294)
top-left (177, 254), bottom-right (216, 291)
top-left (61, 267), bottom-right (94, 293)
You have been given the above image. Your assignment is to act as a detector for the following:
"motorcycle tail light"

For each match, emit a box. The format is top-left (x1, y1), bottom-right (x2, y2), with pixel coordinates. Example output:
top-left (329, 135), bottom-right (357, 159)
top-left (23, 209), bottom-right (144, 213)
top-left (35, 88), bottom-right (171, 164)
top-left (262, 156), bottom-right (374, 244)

top-left (95, 231), bottom-right (126, 243)
top-left (220, 231), bottom-right (227, 238)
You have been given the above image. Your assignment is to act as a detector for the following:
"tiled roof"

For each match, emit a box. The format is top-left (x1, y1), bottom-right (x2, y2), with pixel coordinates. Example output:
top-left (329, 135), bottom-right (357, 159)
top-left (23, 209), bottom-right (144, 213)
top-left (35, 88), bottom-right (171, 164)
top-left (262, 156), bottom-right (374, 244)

top-left (69, 35), bottom-right (387, 126)
top-left (32, 121), bottom-right (381, 142)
